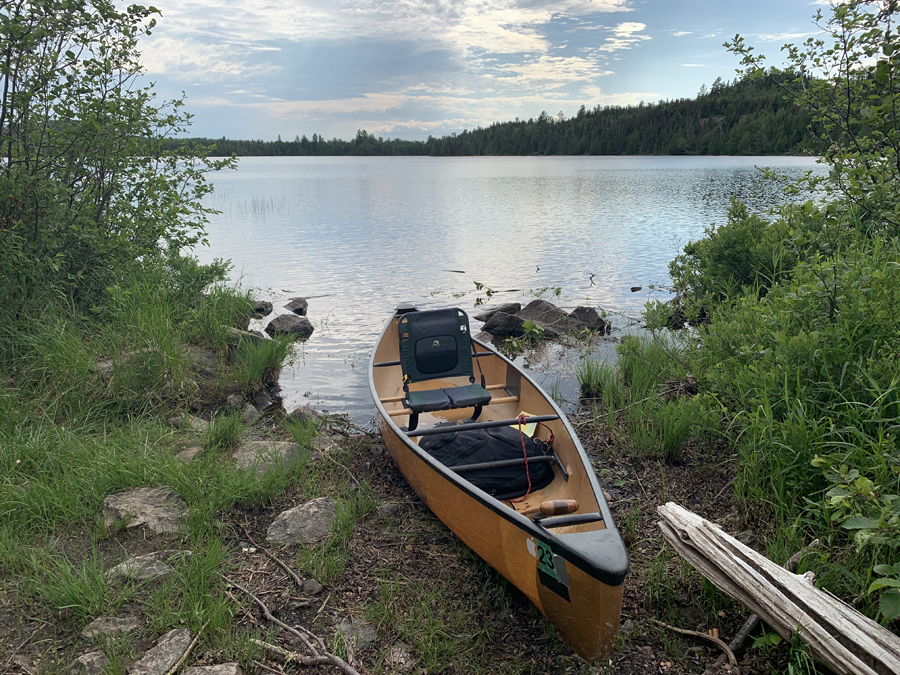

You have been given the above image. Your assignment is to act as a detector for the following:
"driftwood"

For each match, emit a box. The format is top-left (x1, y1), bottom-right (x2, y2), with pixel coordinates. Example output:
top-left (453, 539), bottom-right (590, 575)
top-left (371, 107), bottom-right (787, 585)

top-left (657, 502), bottom-right (900, 675)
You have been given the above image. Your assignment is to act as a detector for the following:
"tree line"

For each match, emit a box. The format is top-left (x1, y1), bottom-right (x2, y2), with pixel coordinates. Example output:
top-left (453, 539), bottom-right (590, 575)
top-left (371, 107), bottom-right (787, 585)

top-left (183, 74), bottom-right (822, 158)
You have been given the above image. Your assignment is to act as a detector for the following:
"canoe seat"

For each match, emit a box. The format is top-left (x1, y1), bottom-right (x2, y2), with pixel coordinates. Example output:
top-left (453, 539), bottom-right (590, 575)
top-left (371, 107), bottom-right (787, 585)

top-left (398, 307), bottom-right (491, 432)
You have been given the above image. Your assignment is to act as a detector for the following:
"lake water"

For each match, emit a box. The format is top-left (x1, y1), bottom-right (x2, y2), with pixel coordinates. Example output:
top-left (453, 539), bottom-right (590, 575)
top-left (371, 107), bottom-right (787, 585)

top-left (198, 155), bottom-right (822, 424)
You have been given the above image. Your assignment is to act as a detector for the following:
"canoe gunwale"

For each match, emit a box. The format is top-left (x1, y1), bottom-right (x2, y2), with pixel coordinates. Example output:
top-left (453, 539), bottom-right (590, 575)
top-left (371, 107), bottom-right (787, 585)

top-left (368, 307), bottom-right (629, 587)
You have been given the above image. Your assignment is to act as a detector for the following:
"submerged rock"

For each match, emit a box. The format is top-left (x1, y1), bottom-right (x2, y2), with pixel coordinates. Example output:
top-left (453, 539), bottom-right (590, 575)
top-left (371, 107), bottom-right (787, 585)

top-left (284, 297), bottom-right (308, 315)
top-left (473, 303), bottom-right (521, 322)
top-left (265, 314), bottom-right (314, 340)
top-left (266, 497), bottom-right (337, 545)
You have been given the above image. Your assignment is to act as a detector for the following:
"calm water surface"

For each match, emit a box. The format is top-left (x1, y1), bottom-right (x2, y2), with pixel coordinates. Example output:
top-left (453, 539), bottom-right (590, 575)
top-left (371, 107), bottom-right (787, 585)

top-left (198, 155), bottom-right (822, 423)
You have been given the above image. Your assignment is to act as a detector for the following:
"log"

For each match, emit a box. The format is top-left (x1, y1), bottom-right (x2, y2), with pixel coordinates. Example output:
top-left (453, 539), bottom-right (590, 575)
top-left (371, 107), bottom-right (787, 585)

top-left (657, 502), bottom-right (900, 675)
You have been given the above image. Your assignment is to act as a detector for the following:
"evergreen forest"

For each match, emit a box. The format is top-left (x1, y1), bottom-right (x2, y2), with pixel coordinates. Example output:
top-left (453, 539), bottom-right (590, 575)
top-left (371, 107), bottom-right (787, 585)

top-left (182, 74), bottom-right (822, 157)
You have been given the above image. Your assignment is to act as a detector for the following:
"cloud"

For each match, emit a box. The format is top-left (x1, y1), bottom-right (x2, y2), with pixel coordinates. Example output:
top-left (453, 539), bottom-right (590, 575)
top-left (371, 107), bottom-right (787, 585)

top-left (681, 63), bottom-right (703, 67)
top-left (672, 31), bottom-right (692, 37)
top-left (755, 31), bottom-right (819, 42)
top-left (597, 21), bottom-right (650, 53)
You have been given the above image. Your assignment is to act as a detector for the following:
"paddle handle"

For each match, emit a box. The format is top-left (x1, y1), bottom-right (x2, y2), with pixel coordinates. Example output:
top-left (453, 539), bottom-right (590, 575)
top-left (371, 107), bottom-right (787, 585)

top-left (520, 499), bottom-right (579, 517)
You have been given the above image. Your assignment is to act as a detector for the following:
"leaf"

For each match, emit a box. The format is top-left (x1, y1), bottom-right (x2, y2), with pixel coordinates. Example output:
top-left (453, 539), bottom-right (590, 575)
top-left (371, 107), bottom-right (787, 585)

top-left (869, 578), bottom-right (900, 591)
top-left (880, 589), bottom-right (900, 622)
top-left (843, 515), bottom-right (879, 530)
top-left (876, 59), bottom-right (890, 82)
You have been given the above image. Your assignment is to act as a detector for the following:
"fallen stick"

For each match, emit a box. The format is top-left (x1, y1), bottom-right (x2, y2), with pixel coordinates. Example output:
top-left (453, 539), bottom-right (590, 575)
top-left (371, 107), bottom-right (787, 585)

top-left (240, 523), bottom-right (305, 589)
top-left (250, 638), bottom-right (332, 667)
top-left (225, 576), bottom-right (361, 675)
top-left (649, 618), bottom-right (737, 668)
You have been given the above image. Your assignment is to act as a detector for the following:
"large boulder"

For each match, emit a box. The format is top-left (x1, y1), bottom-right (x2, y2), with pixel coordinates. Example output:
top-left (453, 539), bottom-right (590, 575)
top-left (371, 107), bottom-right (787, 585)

top-left (515, 299), bottom-right (569, 336)
top-left (473, 303), bottom-right (521, 322)
top-left (265, 314), bottom-right (314, 341)
top-left (481, 312), bottom-right (525, 338)
top-left (567, 306), bottom-right (605, 332)
top-left (284, 297), bottom-right (308, 315)
top-left (266, 497), bottom-right (337, 545)
top-left (102, 488), bottom-right (187, 535)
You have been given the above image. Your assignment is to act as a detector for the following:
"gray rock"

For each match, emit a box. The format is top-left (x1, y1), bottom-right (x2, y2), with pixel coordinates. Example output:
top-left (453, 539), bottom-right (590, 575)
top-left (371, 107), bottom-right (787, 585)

top-left (336, 616), bottom-right (377, 649)
top-left (302, 578), bottom-right (325, 596)
top-left (630, 286), bottom-right (642, 292)
top-left (168, 414), bottom-right (208, 433)
top-left (312, 435), bottom-right (336, 457)
top-left (567, 306), bottom-right (605, 332)
top-left (226, 394), bottom-right (244, 409)
top-left (266, 497), bottom-right (336, 545)
top-left (128, 628), bottom-right (192, 675)
top-left (232, 441), bottom-right (307, 477)
top-left (95, 348), bottom-right (157, 382)
top-left (241, 404), bottom-right (260, 425)
top-left (288, 405), bottom-right (322, 427)
top-left (71, 651), bottom-right (109, 675)
top-left (252, 390), bottom-right (274, 412)
top-left (480, 312), bottom-right (525, 338)
top-left (107, 550), bottom-right (192, 582)
top-left (181, 345), bottom-right (219, 376)
top-left (385, 642), bottom-right (414, 671)
top-left (225, 327), bottom-right (266, 346)
top-left (175, 446), bottom-right (203, 464)
top-left (250, 300), bottom-right (273, 318)
top-left (103, 487), bottom-right (187, 534)
top-left (81, 616), bottom-right (141, 640)
top-left (184, 665), bottom-right (243, 675)
top-left (515, 299), bottom-right (569, 336)
top-left (265, 314), bottom-right (314, 340)
top-left (473, 303), bottom-right (521, 322)
top-left (284, 297), bottom-right (308, 316)
top-left (376, 502), bottom-right (402, 519)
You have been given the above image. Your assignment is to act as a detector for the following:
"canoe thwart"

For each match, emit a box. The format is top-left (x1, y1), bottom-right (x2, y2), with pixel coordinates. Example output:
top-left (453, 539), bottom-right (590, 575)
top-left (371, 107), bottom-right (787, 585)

top-left (380, 383), bottom-right (508, 404)
top-left (373, 352), bottom-right (494, 368)
top-left (405, 414), bottom-right (560, 438)
top-left (535, 513), bottom-right (604, 528)
top-left (452, 455), bottom-right (556, 473)
top-left (386, 393), bottom-right (519, 416)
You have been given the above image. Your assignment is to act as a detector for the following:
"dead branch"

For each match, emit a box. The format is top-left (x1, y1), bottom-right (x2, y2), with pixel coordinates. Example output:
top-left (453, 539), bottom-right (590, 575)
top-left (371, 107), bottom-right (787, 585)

top-left (649, 618), bottom-right (737, 669)
top-left (249, 639), bottom-right (331, 667)
top-left (224, 576), bottom-right (361, 675)
top-left (240, 523), bottom-right (305, 589)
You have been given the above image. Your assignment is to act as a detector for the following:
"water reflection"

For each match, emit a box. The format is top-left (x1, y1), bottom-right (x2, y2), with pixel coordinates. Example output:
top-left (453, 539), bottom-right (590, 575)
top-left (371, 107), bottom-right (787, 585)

top-left (198, 155), bottom-right (823, 423)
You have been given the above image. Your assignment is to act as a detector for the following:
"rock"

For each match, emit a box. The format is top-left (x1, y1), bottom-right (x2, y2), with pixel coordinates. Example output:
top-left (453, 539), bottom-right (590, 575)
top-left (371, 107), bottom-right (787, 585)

top-left (335, 616), bottom-right (377, 649)
top-left (284, 297), bottom-right (308, 316)
top-left (288, 405), bottom-right (322, 427)
top-left (302, 578), bottom-right (325, 596)
top-left (71, 651), bottom-right (109, 675)
top-left (265, 314), bottom-right (314, 340)
top-left (184, 665), bottom-right (243, 675)
top-left (252, 390), bottom-right (275, 412)
top-left (168, 414), bottom-right (208, 433)
top-left (103, 487), bottom-right (188, 534)
top-left (312, 435), bottom-right (335, 458)
top-left (241, 404), bottom-right (260, 425)
top-left (225, 327), bottom-right (266, 346)
top-left (107, 550), bottom-right (192, 582)
top-left (181, 345), bottom-right (219, 376)
top-left (128, 628), bottom-right (192, 675)
top-left (95, 348), bottom-right (156, 382)
top-left (81, 616), bottom-right (141, 640)
top-left (226, 394), bottom-right (244, 409)
top-left (385, 642), bottom-right (414, 671)
top-left (480, 312), bottom-right (525, 338)
top-left (266, 497), bottom-right (336, 545)
top-left (175, 446), bottom-right (203, 464)
top-left (515, 299), bottom-right (569, 335)
top-left (567, 306), bottom-right (605, 332)
top-left (376, 502), bottom-right (402, 519)
top-left (473, 303), bottom-right (521, 322)
top-left (630, 286), bottom-right (642, 292)
top-left (232, 440), bottom-right (307, 477)
top-left (620, 618), bottom-right (635, 634)
top-left (250, 300), bottom-right (273, 318)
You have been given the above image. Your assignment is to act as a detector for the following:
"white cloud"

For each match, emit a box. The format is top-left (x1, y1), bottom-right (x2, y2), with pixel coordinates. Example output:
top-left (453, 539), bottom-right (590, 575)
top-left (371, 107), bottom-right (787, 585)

top-left (681, 63), bottom-right (703, 67)
top-left (672, 31), bottom-right (692, 37)
top-left (597, 21), bottom-right (650, 53)
top-left (755, 31), bottom-right (819, 42)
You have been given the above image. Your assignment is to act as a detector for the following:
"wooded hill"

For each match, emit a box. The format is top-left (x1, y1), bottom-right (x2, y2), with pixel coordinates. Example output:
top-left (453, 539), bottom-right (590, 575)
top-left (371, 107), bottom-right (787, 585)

top-left (182, 74), bottom-right (821, 157)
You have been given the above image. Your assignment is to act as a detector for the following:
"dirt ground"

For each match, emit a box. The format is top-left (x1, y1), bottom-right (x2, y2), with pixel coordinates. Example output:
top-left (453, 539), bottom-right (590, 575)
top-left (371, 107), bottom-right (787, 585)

top-left (0, 415), bottom-right (787, 675)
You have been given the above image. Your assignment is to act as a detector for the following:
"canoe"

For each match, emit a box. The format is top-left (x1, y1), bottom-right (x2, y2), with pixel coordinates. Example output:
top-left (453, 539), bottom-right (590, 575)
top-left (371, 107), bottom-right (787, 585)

top-left (368, 305), bottom-right (629, 661)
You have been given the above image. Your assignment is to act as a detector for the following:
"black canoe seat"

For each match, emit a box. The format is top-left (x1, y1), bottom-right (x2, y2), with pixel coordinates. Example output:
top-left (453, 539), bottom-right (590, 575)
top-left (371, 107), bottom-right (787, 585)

top-left (398, 308), bottom-right (491, 431)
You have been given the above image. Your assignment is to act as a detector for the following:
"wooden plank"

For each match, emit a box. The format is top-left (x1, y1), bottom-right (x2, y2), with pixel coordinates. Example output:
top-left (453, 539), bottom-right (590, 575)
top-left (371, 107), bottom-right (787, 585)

top-left (657, 503), bottom-right (900, 675)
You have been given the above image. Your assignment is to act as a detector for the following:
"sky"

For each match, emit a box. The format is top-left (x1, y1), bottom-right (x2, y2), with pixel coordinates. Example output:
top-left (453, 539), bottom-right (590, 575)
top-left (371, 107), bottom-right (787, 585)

top-left (137, 0), bottom-right (834, 142)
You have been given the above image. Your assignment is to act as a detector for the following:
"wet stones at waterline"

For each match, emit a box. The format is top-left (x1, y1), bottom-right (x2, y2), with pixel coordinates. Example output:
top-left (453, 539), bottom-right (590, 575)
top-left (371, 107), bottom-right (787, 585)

top-left (284, 296), bottom-right (308, 315)
top-left (473, 302), bottom-right (521, 322)
top-left (478, 299), bottom-right (606, 340)
top-left (265, 313), bottom-right (314, 340)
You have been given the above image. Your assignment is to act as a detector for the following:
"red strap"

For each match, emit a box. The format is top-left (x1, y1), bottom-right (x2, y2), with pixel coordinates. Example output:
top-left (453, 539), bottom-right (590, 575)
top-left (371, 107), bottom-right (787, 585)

top-left (509, 413), bottom-right (533, 503)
